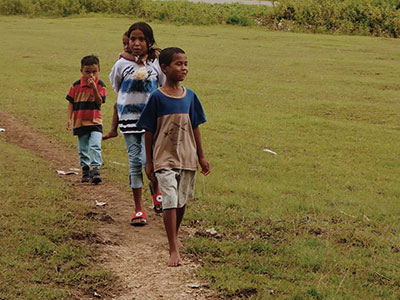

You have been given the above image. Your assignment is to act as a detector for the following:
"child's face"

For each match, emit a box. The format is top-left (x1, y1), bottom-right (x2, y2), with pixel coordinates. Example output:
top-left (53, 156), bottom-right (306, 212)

top-left (80, 64), bottom-right (100, 83)
top-left (129, 29), bottom-right (149, 57)
top-left (163, 53), bottom-right (188, 82)
top-left (122, 35), bottom-right (130, 53)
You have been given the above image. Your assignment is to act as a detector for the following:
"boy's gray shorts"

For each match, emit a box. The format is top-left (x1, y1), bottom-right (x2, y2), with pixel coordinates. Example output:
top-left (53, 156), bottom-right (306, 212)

top-left (155, 168), bottom-right (196, 210)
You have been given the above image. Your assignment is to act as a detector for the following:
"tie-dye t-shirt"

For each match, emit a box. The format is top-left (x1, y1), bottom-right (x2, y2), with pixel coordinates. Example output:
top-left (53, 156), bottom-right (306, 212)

top-left (137, 88), bottom-right (206, 172)
top-left (109, 58), bottom-right (165, 134)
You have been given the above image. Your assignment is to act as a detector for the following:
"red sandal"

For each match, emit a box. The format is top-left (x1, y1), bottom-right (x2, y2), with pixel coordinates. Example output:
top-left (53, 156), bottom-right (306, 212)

top-left (130, 210), bottom-right (147, 226)
top-left (152, 193), bottom-right (163, 214)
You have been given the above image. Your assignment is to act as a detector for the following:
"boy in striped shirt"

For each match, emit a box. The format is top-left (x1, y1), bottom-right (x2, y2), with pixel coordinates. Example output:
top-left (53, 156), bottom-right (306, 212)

top-left (66, 55), bottom-right (106, 184)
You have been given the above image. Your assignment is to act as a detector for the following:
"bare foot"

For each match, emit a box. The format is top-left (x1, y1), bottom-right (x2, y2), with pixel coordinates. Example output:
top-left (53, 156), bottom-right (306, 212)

top-left (130, 211), bottom-right (147, 226)
top-left (168, 250), bottom-right (182, 267)
top-left (130, 217), bottom-right (146, 226)
top-left (102, 130), bottom-right (118, 140)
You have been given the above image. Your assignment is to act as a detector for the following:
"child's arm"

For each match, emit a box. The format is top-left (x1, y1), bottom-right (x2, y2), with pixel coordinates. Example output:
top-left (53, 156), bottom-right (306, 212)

top-left (109, 62), bottom-right (121, 93)
top-left (193, 127), bottom-right (210, 175)
top-left (87, 78), bottom-right (103, 106)
top-left (103, 103), bottom-right (119, 140)
top-left (66, 102), bottom-right (73, 130)
top-left (144, 131), bottom-right (157, 182)
top-left (120, 52), bottom-right (148, 65)
top-left (119, 52), bottom-right (136, 61)
top-left (110, 103), bottom-right (118, 131)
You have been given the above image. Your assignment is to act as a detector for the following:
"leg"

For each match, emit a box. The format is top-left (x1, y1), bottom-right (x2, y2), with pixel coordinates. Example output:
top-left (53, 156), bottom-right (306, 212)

top-left (132, 187), bottom-right (143, 211)
top-left (176, 205), bottom-right (186, 249)
top-left (150, 180), bottom-right (162, 195)
top-left (150, 179), bottom-right (163, 213)
top-left (88, 131), bottom-right (103, 184)
top-left (129, 186), bottom-right (146, 225)
top-left (103, 103), bottom-right (119, 140)
top-left (146, 130), bottom-right (163, 213)
top-left (175, 170), bottom-right (196, 248)
top-left (156, 169), bottom-right (183, 266)
top-left (78, 134), bottom-right (90, 167)
top-left (78, 134), bottom-right (90, 182)
top-left (124, 133), bottom-right (146, 225)
top-left (89, 131), bottom-right (102, 169)
top-left (163, 208), bottom-right (182, 267)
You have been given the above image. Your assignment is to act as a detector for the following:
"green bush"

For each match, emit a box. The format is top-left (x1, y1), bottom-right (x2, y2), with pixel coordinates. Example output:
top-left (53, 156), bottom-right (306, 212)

top-left (0, 0), bottom-right (266, 25)
top-left (1, 0), bottom-right (400, 37)
top-left (269, 0), bottom-right (400, 37)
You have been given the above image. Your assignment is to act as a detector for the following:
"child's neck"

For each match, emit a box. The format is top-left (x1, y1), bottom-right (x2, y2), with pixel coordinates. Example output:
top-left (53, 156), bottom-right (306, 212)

top-left (161, 81), bottom-right (184, 97)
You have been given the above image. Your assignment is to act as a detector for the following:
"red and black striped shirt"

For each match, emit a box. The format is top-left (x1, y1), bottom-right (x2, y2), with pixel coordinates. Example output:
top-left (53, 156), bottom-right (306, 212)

top-left (66, 77), bottom-right (106, 136)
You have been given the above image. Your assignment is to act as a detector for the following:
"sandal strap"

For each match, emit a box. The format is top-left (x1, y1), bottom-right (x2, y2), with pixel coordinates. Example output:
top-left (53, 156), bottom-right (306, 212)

top-left (152, 193), bottom-right (163, 205)
top-left (132, 210), bottom-right (146, 220)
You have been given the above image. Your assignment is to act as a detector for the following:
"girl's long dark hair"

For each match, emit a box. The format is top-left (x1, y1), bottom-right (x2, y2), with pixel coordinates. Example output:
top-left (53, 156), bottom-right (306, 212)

top-left (127, 22), bottom-right (160, 61)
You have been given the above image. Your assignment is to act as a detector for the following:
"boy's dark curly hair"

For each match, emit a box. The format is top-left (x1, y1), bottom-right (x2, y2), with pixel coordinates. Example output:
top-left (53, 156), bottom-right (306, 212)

top-left (159, 47), bottom-right (185, 67)
top-left (81, 55), bottom-right (100, 68)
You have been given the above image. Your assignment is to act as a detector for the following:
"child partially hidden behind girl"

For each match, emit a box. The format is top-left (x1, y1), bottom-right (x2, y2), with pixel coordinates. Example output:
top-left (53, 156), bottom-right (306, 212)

top-left (102, 31), bottom-right (129, 141)
top-left (106, 22), bottom-right (165, 226)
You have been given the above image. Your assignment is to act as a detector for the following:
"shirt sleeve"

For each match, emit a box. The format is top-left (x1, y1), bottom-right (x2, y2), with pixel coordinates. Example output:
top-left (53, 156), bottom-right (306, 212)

top-left (109, 61), bottom-right (121, 93)
top-left (137, 93), bottom-right (158, 133)
top-left (189, 91), bottom-right (206, 129)
top-left (98, 80), bottom-right (107, 103)
top-left (66, 85), bottom-right (75, 103)
top-left (155, 59), bottom-right (166, 87)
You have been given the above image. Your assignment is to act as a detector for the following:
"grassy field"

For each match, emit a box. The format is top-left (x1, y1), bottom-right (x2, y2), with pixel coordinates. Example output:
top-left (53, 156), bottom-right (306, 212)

top-left (0, 141), bottom-right (113, 298)
top-left (1, 16), bottom-right (399, 299)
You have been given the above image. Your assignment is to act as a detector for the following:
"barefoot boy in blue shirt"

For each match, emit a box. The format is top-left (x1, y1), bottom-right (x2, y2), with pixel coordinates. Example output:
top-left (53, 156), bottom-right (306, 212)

top-left (137, 47), bottom-right (211, 266)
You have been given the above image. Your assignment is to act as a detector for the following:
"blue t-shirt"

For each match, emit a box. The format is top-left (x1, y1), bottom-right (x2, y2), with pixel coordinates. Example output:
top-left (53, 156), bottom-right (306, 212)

top-left (137, 88), bottom-right (206, 171)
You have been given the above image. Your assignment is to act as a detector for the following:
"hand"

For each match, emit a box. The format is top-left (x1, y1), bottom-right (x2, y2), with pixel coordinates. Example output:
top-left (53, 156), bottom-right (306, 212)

top-left (199, 157), bottom-right (210, 176)
top-left (87, 77), bottom-right (97, 90)
top-left (120, 52), bottom-right (148, 65)
top-left (137, 54), bottom-right (148, 65)
top-left (66, 119), bottom-right (72, 131)
top-left (145, 161), bottom-right (157, 183)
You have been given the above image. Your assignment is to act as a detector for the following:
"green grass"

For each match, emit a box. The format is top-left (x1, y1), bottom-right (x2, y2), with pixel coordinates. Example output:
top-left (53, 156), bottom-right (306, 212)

top-left (1, 16), bottom-right (399, 299)
top-left (0, 138), bottom-right (114, 299)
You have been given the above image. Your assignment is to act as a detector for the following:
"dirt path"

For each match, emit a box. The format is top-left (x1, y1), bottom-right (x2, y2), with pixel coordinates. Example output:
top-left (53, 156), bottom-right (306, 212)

top-left (0, 112), bottom-right (215, 300)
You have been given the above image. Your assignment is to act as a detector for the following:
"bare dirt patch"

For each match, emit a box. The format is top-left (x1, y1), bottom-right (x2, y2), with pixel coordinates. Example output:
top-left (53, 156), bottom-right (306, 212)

top-left (0, 112), bottom-right (216, 300)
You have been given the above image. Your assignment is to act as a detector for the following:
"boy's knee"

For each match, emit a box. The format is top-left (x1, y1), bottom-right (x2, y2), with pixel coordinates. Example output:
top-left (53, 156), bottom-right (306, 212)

top-left (129, 173), bottom-right (143, 189)
top-left (91, 143), bottom-right (102, 151)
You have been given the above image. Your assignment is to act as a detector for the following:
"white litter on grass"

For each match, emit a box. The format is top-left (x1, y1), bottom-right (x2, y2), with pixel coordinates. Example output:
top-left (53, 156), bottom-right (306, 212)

top-left (206, 228), bottom-right (218, 235)
top-left (112, 161), bottom-right (126, 166)
top-left (56, 170), bottom-right (78, 175)
top-left (0, 128), bottom-right (5, 132)
top-left (188, 282), bottom-right (201, 289)
top-left (95, 200), bottom-right (107, 207)
top-left (263, 148), bottom-right (277, 155)
top-left (56, 168), bottom-right (80, 175)
top-left (340, 210), bottom-right (356, 218)
top-left (93, 291), bottom-right (101, 298)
